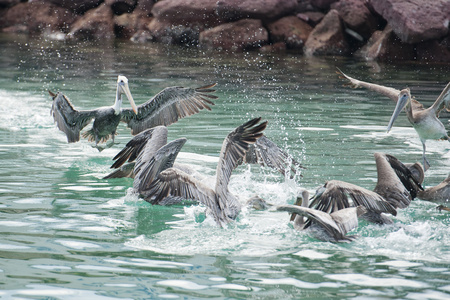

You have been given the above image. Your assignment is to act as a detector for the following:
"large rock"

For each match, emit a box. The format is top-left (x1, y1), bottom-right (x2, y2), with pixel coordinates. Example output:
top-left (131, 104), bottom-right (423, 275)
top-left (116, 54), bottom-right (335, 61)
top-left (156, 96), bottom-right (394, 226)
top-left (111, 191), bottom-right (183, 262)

top-left (309, 0), bottom-right (338, 10)
top-left (0, 0), bottom-right (76, 34)
top-left (145, 17), bottom-right (202, 45)
top-left (199, 19), bottom-right (268, 52)
top-left (355, 26), bottom-right (415, 61)
top-left (105, 0), bottom-right (137, 15)
top-left (331, 0), bottom-right (377, 40)
top-left (151, 0), bottom-right (220, 27)
top-left (44, 0), bottom-right (103, 14)
top-left (67, 3), bottom-right (115, 40)
top-left (416, 39), bottom-right (450, 63)
top-left (0, 0), bottom-right (21, 8)
top-left (215, 0), bottom-right (298, 21)
top-left (369, 0), bottom-right (450, 44)
top-left (266, 16), bottom-right (312, 49)
top-left (304, 9), bottom-right (349, 56)
top-left (114, 11), bottom-right (151, 39)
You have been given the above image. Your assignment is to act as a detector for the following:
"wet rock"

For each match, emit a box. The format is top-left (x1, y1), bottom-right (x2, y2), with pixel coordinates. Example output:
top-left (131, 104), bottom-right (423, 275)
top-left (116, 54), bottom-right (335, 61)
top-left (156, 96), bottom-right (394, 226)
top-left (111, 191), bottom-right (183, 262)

top-left (304, 9), bottom-right (349, 56)
top-left (151, 0), bottom-right (220, 27)
top-left (331, 0), bottom-right (377, 40)
top-left (44, 0), bottom-right (103, 14)
top-left (114, 11), bottom-right (151, 39)
top-left (0, 0), bottom-right (76, 34)
top-left (267, 16), bottom-right (312, 50)
top-left (416, 39), bottom-right (450, 63)
top-left (215, 0), bottom-right (298, 21)
top-left (0, 0), bottom-right (21, 8)
top-left (259, 42), bottom-right (287, 53)
top-left (145, 17), bottom-right (201, 45)
top-left (134, 0), bottom-right (155, 15)
top-left (68, 3), bottom-right (115, 40)
top-left (370, 0), bottom-right (450, 44)
top-left (199, 19), bottom-right (268, 52)
top-left (355, 26), bottom-right (415, 61)
top-left (309, 0), bottom-right (338, 10)
top-left (296, 12), bottom-right (325, 26)
top-left (105, 0), bottom-right (137, 15)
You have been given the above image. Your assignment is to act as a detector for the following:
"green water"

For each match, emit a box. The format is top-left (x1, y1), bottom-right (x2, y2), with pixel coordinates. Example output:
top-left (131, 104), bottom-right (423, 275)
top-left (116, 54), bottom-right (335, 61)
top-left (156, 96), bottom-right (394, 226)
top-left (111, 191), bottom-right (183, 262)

top-left (0, 33), bottom-right (449, 299)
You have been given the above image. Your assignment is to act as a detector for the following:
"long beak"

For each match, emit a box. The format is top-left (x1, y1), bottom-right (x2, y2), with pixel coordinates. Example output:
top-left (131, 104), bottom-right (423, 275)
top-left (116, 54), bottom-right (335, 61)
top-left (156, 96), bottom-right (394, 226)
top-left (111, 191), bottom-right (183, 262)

top-left (122, 82), bottom-right (137, 114)
top-left (290, 196), bottom-right (303, 221)
top-left (386, 95), bottom-right (408, 132)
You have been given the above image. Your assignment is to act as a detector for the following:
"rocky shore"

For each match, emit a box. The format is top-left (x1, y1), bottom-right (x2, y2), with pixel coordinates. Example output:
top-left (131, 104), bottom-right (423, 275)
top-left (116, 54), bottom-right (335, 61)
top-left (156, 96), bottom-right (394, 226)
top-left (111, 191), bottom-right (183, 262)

top-left (1, 0), bottom-right (449, 62)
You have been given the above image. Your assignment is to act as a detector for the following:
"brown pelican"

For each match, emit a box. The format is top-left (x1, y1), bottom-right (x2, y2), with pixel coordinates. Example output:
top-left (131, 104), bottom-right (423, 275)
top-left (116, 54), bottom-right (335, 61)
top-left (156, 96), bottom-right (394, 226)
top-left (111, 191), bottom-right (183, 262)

top-left (309, 152), bottom-right (423, 224)
top-left (337, 69), bottom-right (450, 171)
top-left (277, 189), bottom-right (368, 243)
top-left (405, 162), bottom-right (450, 202)
top-left (50, 75), bottom-right (217, 150)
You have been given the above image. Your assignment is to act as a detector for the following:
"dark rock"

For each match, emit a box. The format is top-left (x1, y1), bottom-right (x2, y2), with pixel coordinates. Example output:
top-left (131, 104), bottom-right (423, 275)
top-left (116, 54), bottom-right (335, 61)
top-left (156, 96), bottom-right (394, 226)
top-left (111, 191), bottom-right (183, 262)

top-left (331, 0), bottom-right (377, 40)
top-left (0, 1), bottom-right (76, 34)
top-left (309, 0), bottom-right (338, 10)
top-left (304, 9), bottom-right (349, 56)
top-left (296, 12), bottom-right (325, 26)
top-left (44, 0), bottom-right (103, 14)
top-left (199, 18), bottom-right (268, 52)
top-left (114, 11), bottom-right (151, 39)
top-left (146, 18), bottom-right (201, 45)
top-left (355, 26), bottom-right (415, 61)
top-left (0, 0), bottom-right (21, 8)
top-left (105, 0), bottom-right (137, 15)
top-left (259, 42), bottom-right (287, 53)
top-left (416, 39), bottom-right (450, 63)
top-left (370, 0), bottom-right (450, 44)
top-left (266, 16), bottom-right (312, 49)
top-left (151, 0), bottom-right (220, 27)
top-left (216, 0), bottom-right (298, 21)
top-left (67, 3), bottom-right (115, 40)
top-left (134, 0), bottom-right (155, 15)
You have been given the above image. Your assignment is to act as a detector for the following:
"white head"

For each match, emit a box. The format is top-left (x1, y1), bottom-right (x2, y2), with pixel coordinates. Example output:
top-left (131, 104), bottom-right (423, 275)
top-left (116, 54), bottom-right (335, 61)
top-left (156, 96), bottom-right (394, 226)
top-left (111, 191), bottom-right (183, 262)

top-left (114, 75), bottom-right (137, 114)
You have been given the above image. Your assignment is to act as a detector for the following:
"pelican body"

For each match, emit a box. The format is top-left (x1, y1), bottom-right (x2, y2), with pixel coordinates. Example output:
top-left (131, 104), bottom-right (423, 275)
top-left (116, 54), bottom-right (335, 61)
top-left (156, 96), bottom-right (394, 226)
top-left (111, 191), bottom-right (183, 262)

top-left (406, 163), bottom-right (450, 202)
top-left (338, 69), bottom-right (450, 170)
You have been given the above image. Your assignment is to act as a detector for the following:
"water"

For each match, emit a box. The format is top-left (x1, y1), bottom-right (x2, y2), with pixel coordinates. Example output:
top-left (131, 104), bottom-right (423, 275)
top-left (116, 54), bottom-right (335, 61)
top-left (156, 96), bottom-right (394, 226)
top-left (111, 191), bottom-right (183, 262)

top-left (0, 33), bottom-right (449, 299)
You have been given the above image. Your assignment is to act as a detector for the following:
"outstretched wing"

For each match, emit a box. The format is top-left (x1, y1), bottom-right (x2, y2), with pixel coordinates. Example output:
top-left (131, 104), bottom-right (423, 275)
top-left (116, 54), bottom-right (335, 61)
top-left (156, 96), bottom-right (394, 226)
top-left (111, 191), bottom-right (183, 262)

top-left (242, 135), bottom-right (305, 178)
top-left (121, 84), bottom-right (217, 135)
top-left (103, 163), bottom-right (135, 179)
top-left (430, 82), bottom-right (450, 117)
top-left (50, 91), bottom-right (97, 143)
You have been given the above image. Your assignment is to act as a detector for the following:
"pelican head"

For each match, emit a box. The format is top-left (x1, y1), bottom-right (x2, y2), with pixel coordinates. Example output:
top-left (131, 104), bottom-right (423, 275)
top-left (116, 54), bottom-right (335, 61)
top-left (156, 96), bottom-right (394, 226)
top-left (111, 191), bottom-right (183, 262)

top-left (387, 88), bottom-right (411, 133)
top-left (290, 189), bottom-right (309, 221)
top-left (116, 75), bottom-right (137, 114)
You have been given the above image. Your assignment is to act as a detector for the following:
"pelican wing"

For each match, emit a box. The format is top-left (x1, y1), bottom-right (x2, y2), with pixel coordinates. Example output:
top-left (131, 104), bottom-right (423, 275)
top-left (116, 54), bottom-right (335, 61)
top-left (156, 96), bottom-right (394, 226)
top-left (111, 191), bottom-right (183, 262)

top-left (103, 163), bottom-right (135, 179)
top-left (418, 173), bottom-right (450, 202)
top-left (242, 135), bottom-right (305, 178)
top-left (121, 84), bottom-right (217, 135)
top-left (50, 92), bottom-right (97, 143)
top-left (214, 118), bottom-right (267, 209)
top-left (330, 206), bottom-right (367, 235)
top-left (310, 180), bottom-right (397, 216)
top-left (430, 82), bottom-right (450, 116)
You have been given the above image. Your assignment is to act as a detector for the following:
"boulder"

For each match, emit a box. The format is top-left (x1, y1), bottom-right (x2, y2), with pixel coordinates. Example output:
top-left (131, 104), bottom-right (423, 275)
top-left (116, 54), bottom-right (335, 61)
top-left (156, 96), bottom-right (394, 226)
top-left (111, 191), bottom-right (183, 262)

top-left (266, 16), bottom-right (312, 49)
top-left (114, 11), bottom-right (151, 39)
top-left (44, 0), bottom-right (103, 14)
top-left (67, 3), bottom-right (115, 40)
top-left (296, 12), bottom-right (325, 26)
top-left (134, 0), bottom-right (155, 15)
top-left (259, 42), bottom-right (287, 53)
top-left (0, 0), bottom-right (76, 34)
top-left (199, 19), bottom-right (268, 52)
top-left (416, 39), bottom-right (450, 63)
top-left (151, 0), bottom-right (220, 27)
top-left (105, 0), bottom-right (137, 15)
top-left (304, 9), bottom-right (349, 56)
top-left (215, 0), bottom-right (298, 21)
top-left (331, 0), bottom-right (377, 40)
top-left (355, 26), bottom-right (415, 61)
top-left (145, 17), bottom-right (201, 45)
top-left (309, 0), bottom-right (338, 10)
top-left (369, 0), bottom-right (450, 44)
top-left (0, 0), bottom-right (21, 8)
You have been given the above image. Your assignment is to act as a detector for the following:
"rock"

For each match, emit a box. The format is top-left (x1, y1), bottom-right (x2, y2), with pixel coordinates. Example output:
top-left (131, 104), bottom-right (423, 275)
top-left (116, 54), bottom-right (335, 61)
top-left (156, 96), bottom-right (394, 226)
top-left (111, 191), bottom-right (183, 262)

top-left (215, 0), bottom-right (298, 21)
top-left (331, 0), bottom-right (377, 40)
top-left (145, 17), bottom-right (201, 45)
top-left (114, 11), bottom-right (151, 39)
top-left (355, 26), bottom-right (415, 61)
top-left (105, 0), bottom-right (137, 15)
top-left (296, 12), bottom-right (325, 26)
top-left (199, 19), bottom-right (268, 52)
top-left (151, 0), bottom-right (220, 27)
top-left (134, 0), bottom-right (155, 15)
top-left (266, 16), bottom-right (312, 49)
top-left (0, 0), bottom-right (21, 8)
top-left (259, 42), bottom-right (287, 53)
top-left (67, 3), bottom-right (115, 40)
top-left (309, 0), bottom-right (338, 10)
top-left (416, 39), bottom-right (450, 63)
top-left (369, 0), bottom-right (450, 44)
top-left (0, 0), bottom-right (76, 34)
top-left (44, 0), bottom-right (103, 14)
top-left (304, 9), bottom-right (349, 56)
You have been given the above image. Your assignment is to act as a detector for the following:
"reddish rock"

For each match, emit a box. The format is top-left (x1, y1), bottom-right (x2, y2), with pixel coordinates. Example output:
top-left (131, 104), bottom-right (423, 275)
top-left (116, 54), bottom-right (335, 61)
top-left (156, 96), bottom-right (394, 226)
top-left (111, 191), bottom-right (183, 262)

top-left (134, 0), bottom-right (155, 15)
top-left (267, 16), bottom-right (312, 49)
top-left (145, 17), bottom-right (202, 45)
top-left (369, 0), bottom-right (450, 44)
top-left (309, 0), bottom-right (338, 10)
top-left (68, 3), bottom-right (115, 40)
top-left (355, 26), bottom-right (415, 61)
top-left (114, 11), bottom-right (151, 39)
top-left (44, 0), bottom-right (103, 14)
top-left (296, 12), bottom-right (325, 26)
top-left (331, 0), bottom-right (377, 40)
top-left (0, 0), bottom-right (76, 34)
top-left (199, 19), bottom-right (268, 52)
top-left (416, 39), bottom-right (450, 63)
top-left (304, 9), bottom-right (349, 56)
top-left (216, 0), bottom-right (298, 21)
top-left (151, 0), bottom-right (220, 27)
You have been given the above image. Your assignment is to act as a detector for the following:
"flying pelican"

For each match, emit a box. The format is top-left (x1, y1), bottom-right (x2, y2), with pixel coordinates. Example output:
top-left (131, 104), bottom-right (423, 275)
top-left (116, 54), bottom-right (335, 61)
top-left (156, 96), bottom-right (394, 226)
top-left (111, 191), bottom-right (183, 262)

top-left (50, 75), bottom-right (217, 150)
top-left (277, 189), bottom-right (368, 243)
top-left (405, 162), bottom-right (450, 202)
top-left (337, 69), bottom-right (450, 171)
top-left (309, 152), bottom-right (423, 224)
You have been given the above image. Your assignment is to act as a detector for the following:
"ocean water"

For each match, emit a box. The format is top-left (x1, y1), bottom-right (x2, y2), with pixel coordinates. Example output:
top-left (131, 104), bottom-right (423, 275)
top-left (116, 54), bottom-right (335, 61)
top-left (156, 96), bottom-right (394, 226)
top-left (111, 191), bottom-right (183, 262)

top-left (0, 33), bottom-right (449, 299)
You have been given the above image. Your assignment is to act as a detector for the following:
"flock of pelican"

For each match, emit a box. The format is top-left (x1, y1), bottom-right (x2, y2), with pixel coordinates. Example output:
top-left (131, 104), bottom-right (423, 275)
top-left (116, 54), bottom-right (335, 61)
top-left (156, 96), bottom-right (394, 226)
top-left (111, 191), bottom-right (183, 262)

top-left (49, 71), bottom-right (450, 243)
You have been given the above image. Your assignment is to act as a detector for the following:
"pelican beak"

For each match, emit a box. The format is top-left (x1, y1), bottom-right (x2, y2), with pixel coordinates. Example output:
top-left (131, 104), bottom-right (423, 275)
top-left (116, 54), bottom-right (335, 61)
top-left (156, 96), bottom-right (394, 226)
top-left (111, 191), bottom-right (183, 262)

top-left (290, 196), bottom-right (303, 221)
top-left (121, 81), bottom-right (137, 114)
top-left (387, 93), bottom-right (408, 133)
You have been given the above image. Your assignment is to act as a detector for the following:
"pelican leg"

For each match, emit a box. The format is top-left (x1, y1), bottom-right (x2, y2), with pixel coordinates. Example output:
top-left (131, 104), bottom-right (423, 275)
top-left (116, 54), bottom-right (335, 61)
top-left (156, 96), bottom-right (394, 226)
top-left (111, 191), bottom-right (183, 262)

top-left (421, 139), bottom-right (430, 172)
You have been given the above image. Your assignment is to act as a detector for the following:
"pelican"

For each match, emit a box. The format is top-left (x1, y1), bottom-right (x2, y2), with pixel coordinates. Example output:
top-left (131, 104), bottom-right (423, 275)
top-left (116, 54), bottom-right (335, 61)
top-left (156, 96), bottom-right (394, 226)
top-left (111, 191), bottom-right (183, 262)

top-left (50, 75), bottom-right (217, 150)
top-left (277, 189), bottom-right (368, 243)
top-left (309, 152), bottom-right (423, 224)
top-left (337, 69), bottom-right (450, 171)
top-left (405, 162), bottom-right (450, 202)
